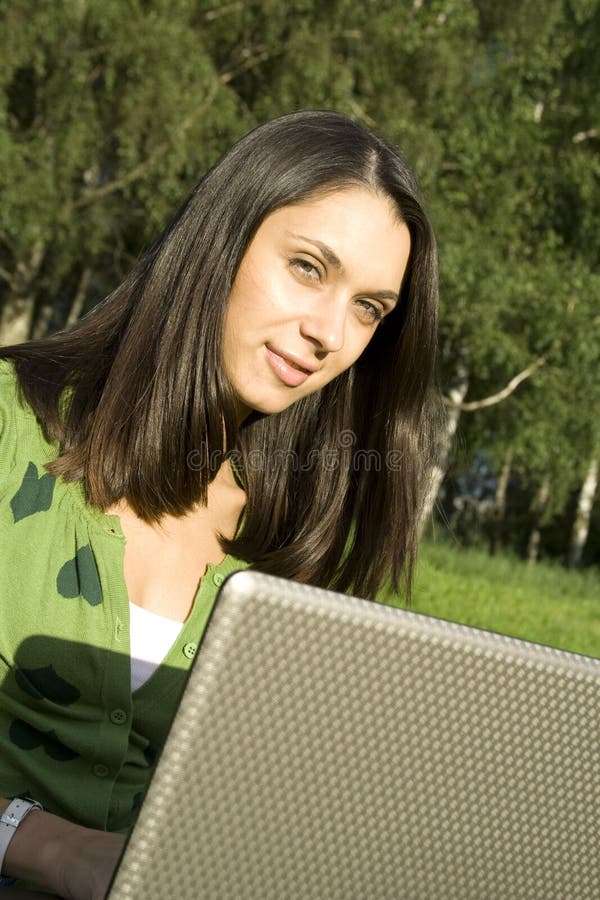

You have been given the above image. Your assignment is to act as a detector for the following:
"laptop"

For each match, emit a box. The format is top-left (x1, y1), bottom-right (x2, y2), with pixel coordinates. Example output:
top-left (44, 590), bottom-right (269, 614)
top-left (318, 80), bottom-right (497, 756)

top-left (108, 569), bottom-right (600, 900)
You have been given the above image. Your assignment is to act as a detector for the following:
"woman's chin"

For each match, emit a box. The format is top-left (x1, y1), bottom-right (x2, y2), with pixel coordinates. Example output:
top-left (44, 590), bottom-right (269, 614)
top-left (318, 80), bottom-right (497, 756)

top-left (236, 391), bottom-right (304, 419)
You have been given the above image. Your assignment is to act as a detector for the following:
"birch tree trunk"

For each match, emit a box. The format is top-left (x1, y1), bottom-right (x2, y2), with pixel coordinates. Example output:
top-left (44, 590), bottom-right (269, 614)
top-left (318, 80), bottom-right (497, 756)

top-left (526, 475), bottom-right (551, 565)
top-left (65, 267), bottom-right (92, 329)
top-left (0, 242), bottom-right (45, 346)
top-left (567, 457), bottom-right (598, 568)
top-left (489, 446), bottom-right (513, 555)
top-left (0, 295), bottom-right (36, 346)
top-left (420, 361), bottom-right (469, 528)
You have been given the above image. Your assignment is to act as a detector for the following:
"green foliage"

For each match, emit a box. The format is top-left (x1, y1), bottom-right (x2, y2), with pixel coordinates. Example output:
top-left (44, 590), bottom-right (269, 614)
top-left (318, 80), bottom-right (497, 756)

top-left (0, 0), bottom-right (246, 308)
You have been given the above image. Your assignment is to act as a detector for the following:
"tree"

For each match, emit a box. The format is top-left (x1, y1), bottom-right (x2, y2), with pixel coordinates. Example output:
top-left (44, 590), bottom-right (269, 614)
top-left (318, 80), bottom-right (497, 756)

top-left (0, 0), bottom-right (247, 344)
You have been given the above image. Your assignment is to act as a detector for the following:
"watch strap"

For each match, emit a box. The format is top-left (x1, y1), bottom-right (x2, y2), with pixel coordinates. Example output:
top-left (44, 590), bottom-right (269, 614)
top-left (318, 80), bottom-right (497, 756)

top-left (0, 797), bottom-right (43, 877)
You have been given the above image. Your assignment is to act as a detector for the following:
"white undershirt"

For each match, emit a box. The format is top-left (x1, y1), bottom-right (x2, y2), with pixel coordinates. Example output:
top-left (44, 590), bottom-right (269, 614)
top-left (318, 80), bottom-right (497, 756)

top-left (129, 601), bottom-right (185, 692)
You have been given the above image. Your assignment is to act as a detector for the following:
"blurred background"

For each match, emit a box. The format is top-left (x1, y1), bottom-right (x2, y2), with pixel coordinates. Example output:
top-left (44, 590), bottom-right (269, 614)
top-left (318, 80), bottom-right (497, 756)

top-left (1, 0), bottom-right (598, 652)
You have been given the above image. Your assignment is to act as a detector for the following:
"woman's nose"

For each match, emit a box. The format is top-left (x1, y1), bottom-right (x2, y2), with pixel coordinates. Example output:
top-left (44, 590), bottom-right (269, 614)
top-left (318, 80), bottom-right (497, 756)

top-left (299, 296), bottom-right (346, 353)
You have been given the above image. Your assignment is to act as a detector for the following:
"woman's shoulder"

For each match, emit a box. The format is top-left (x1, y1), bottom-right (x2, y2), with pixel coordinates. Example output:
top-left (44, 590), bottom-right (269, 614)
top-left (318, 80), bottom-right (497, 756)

top-left (0, 358), bottom-right (30, 418)
top-left (0, 359), bottom-right (20, 466)
top-left (0, 358), bottom-right (58, 475)
top-left (0, 357), bottom-right (19, 396)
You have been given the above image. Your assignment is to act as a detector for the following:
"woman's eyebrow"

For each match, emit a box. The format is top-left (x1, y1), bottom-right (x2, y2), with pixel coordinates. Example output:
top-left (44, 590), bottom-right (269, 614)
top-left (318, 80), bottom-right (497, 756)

top-left (288, 232), bottom-right (399, 304)
top-left (289, 233), bottom-right (345, 272)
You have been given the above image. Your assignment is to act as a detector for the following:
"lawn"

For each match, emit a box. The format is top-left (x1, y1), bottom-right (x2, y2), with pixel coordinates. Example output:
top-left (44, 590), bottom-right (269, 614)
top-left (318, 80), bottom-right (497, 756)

top-left (381, 540), bottom-right (600, 659)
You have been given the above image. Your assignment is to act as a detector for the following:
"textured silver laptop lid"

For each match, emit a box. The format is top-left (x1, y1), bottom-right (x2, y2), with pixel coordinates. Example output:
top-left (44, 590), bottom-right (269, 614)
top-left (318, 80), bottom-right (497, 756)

top-left (109, 570), bottom-right (600, 900)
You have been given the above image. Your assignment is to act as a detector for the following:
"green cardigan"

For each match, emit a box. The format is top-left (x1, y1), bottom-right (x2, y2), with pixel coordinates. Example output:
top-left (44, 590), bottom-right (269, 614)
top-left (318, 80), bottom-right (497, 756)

top-left (0, 359), bottom-right (247, 835)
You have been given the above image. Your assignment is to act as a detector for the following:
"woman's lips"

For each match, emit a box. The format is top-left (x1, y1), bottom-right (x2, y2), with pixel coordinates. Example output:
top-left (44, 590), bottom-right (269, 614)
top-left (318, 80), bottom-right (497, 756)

top-left (265, 346), bottom-right (313, 387)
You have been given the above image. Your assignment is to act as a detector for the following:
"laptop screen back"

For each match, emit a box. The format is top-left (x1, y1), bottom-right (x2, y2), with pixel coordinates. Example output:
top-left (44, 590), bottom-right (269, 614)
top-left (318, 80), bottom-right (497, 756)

top-left (108, 570), bottom-right (600, 900)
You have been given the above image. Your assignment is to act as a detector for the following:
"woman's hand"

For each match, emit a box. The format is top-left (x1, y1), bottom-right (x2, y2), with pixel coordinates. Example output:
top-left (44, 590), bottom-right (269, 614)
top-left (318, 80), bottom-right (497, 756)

top-left (1, 798), bottom-right (126, 900)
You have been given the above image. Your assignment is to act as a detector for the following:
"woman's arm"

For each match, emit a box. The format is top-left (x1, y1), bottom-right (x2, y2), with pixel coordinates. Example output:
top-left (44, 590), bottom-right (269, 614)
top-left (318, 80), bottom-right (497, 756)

top-left (0, 890), bottom-right (55, 898)
top-left (0, 798), bottom-right (126, 900)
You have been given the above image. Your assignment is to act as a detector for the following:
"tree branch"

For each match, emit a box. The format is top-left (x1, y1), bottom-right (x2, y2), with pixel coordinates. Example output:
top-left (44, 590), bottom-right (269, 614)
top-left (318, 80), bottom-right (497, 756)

top-left (0, 266), bottom-right (14, 288)
top-left (572, 128), bottom-right (598, 144)
top-left (66, 266), bottom-right (92, 327)
top-left (75, 157), bottom-right (159, 207)
top-left (219, 47), bottom-right (277, 84)
top-left (203, 1), bottom-right (244, 20)
top-left (444, 354), bottom-right (547, 411)
top-left (348, 98), bottom-right (376, 128)
top-left (74, 85), bottom-right (220, 208)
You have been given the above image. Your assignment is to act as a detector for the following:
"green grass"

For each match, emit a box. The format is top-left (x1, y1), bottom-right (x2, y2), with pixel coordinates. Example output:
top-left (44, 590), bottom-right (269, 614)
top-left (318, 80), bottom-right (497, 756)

top-left (382, 540), bottom-right (600, 659)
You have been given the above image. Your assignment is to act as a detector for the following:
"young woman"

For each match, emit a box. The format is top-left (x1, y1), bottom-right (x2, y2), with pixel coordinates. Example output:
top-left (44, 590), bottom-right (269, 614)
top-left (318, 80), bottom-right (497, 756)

top-left (0, 110), bottom-right (439, 898)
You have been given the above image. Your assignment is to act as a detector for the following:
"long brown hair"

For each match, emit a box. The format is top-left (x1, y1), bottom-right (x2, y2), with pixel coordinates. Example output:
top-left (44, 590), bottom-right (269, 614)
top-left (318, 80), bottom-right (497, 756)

top-left (1, 110), bottom-right (439, 599)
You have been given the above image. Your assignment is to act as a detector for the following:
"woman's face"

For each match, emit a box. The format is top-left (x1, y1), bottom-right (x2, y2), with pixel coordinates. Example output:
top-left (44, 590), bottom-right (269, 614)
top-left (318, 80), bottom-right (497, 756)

top-left (223, 186), bottom-right (411, 418)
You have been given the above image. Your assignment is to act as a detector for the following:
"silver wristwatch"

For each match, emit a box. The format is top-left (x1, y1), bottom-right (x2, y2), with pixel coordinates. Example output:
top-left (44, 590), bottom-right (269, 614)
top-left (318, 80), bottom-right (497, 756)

top-left (0, 797), bottom-right (44, 878)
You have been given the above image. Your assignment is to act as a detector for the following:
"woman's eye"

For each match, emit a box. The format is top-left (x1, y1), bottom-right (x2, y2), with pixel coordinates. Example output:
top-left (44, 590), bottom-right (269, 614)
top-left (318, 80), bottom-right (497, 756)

top-left (290, 258), bottom-right (321, 281)
top-left (355, 299), bottom-right (384, 324)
